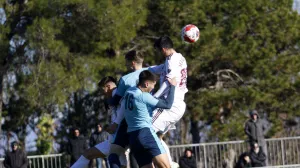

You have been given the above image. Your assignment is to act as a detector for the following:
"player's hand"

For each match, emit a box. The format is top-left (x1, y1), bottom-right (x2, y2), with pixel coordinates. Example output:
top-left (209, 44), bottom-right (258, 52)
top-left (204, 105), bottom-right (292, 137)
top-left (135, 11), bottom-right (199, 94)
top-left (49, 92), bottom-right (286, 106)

top-left (167, 77), bottom-right (177, 86)
top-left (106, 123), bottom-right (118, 134)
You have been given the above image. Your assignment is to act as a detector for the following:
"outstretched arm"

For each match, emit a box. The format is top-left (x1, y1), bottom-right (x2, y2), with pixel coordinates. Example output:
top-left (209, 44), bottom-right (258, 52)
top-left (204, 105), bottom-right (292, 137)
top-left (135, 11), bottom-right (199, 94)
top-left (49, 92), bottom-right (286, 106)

top-left (153, 81), bottom-right (170, 98)
top-left (148, 64), bottom-right (164, 75)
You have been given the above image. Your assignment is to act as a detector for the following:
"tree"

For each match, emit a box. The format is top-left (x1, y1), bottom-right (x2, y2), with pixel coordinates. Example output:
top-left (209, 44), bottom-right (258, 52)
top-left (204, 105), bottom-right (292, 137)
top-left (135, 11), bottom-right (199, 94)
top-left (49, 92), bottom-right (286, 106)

top-left (1, 0), bottom-right (300, 147)
top-left (0, 0), bottom-right (148, 152)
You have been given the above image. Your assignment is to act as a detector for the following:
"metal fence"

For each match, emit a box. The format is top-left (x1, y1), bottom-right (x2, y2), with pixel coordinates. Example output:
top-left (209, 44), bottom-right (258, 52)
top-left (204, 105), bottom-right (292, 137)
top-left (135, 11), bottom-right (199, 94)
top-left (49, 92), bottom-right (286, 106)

top-left (170, 136), bottom-right (300, 168)
top-left (0, 154), bottom-right (63, 168)
top-left (0, 137), bottom-right (299, 168)
top-left (255, 165), bottom-right (300, 168)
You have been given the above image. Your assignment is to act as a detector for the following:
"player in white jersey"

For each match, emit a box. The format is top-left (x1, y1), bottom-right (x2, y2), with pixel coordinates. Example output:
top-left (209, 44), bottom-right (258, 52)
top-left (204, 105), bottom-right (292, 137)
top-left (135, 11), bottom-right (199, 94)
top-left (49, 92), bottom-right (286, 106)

top-left (71, 76), bottom-right (127, 168)
top-left (149, 36), bottom-right (188, 166)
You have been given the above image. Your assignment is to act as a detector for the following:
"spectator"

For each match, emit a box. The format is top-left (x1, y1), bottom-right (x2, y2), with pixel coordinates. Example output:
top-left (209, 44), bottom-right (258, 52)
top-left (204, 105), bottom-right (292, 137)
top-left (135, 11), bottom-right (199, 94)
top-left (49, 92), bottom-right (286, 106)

top-left (89, 124), bottom-right (109, 168)
top-left (3, 141), bottom-right (28, 168)
top-left (244, 110), bottom-right (268, 156)
top-left (179, 148), bottom-right (197, 168)
top-left (67, 128), bottom-right (88, 166)
top-left (249, 142), bottom-right (266, 167)
top-left (235, 152), bottom-right (252, 168)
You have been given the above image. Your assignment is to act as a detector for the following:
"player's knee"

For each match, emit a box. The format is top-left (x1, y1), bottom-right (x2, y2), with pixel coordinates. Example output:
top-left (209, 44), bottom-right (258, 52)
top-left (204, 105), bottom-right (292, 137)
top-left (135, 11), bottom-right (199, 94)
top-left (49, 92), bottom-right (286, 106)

top-left (159, 162), bottom-right (171, 168)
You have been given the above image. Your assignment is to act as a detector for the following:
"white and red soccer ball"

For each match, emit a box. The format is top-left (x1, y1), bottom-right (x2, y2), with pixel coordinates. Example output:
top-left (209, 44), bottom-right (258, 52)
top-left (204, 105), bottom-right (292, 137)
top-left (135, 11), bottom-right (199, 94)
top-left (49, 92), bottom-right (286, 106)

top-left (181, 24), bottom-right (200, 43)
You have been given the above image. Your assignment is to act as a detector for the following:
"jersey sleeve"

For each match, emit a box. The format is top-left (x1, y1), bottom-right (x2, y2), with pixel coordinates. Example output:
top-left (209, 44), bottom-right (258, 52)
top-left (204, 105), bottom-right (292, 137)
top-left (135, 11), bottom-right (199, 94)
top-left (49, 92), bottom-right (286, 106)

top-left (113, 97), bottom-right (126, 124)
top-left (116, 77), bottom-right (126, 97)
top-left (148, 64), bottom-right (164, 75)
top-left (142, 93), bottom-right (159, 107)
top-left (153, 81), bottom-right (170, 98)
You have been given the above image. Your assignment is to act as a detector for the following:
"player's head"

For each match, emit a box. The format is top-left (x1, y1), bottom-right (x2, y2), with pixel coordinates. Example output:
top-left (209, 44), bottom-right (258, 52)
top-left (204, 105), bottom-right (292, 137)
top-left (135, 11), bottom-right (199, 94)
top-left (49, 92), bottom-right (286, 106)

top-left (154, 36), bottom-right (174, 56)
top-left (98, 76), bottom-right (117, 97)
top-left (138, 70), bottom-right (157, 92)
top-left (125, 50), bottom-right (144, 71)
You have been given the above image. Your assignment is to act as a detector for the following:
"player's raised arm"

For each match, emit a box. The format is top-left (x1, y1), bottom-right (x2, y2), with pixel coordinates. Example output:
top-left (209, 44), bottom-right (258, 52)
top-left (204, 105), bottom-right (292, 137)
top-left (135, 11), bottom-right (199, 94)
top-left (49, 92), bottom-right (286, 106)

top-left (148, 64), bottom-right (164, 75)
top-left (142, 76), bottom-right (177, 110)
top-left (155, 77), bottom-right (176, 109)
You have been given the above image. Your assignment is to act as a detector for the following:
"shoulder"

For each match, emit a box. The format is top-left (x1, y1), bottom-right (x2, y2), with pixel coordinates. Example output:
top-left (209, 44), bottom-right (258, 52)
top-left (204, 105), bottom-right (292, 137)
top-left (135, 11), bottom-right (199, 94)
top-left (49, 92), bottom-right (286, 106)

top-left (141, 92), bottom-right (154, 99)
top-left (5, 151), bottom-right (12, 157)
top-left (171, 53), bottom-right (184, 60)
top-left (79, 136), bottom-right (86, 140)
top-left (168, 53), bottom-right (186, 65)
top-left (20, 150), bottom-right (27, 155)
top-left (179, 156), bottom-right (186, 160)
top-left (126, 87), bottom-right (138, 94)
top-left (245, 120), bottom-right (252, 125)
top-left (119, 75), bottom-right (128, 83)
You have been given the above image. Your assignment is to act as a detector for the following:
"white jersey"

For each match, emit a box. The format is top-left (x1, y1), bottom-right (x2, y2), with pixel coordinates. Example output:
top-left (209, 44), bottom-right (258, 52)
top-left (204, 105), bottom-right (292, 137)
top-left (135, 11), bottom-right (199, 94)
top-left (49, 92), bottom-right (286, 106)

top-left (150, 52), bottom-right (188, 101)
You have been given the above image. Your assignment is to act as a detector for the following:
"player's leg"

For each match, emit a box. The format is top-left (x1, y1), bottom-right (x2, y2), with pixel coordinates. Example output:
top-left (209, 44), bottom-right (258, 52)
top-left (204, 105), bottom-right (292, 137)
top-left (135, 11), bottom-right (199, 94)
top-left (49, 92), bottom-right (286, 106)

top-left (128, 128), bottom-right (154, 168)
top-left (108, 119), bottom-right (129, 168)
top-left (152, 102), bottom-right (186, 167)
top-left (152, 153), bottom-right (170, 168)
top-left (71, 147), bottom-right (106, 168)
top-left (71, 140), bottom-right (110, 168)
top-left (132, 127), bottom-right (171, 168)
top-left (108, 144), bottom-right (127, 168)
top-left (156, 132), bottom-right (173, 166)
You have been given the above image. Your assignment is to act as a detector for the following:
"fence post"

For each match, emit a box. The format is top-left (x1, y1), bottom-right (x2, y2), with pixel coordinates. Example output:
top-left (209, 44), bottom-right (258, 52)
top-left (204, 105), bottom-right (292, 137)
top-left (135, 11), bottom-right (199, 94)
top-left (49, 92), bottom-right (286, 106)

top-left (281, 139), bottom-right (285, 165)
top-left (42, 156), bottom-right (45, 168)
top-left (203, 144), bottom-right (207, 168)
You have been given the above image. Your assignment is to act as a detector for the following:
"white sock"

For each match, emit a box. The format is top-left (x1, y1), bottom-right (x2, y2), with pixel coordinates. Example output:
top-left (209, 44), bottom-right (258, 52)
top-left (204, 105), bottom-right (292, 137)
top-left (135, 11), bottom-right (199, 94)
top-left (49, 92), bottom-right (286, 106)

top-left (161, 140), bottom-right (172, 164)
top-left (71, 155), bottom-right (90, 168)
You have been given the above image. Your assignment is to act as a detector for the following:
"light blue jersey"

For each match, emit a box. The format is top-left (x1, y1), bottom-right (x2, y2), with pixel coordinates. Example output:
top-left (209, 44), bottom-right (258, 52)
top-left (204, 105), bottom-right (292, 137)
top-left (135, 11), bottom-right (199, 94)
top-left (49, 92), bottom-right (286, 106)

top-left (116, 68), bottom-right (148, 97)
top-left (123, 87), bottom-right (159, 132)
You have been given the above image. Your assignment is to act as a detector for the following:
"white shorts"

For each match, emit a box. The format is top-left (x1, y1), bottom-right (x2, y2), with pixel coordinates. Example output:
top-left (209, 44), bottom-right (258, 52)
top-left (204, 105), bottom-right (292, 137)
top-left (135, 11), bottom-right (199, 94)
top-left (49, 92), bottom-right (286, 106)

top-left (152, 100), bottom-right (186, 134)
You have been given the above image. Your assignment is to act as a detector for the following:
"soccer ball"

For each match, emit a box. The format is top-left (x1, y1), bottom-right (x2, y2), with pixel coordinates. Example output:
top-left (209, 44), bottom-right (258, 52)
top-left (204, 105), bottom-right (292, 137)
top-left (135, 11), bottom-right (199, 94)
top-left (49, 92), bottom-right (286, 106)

top-left (181, 24), bottom-right (200, 43)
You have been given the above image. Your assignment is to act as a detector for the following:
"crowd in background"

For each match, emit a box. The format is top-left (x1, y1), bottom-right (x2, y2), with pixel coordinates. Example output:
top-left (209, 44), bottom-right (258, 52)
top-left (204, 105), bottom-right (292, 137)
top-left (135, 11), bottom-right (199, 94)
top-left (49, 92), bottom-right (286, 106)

top-left (1, 109), bottom-right (269, 168)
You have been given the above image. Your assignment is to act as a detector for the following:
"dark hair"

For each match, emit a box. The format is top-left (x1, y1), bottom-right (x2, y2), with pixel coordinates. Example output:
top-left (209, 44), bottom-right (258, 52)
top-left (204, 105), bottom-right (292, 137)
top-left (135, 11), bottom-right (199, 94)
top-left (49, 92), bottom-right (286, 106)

top-left (73, 127), bottom-right (80, 132)
top-left (95, 123), bottom-right (102, 128)
top-left (154, 36), bottom-right (173, 50)
top-left (125, 50), bottom-right (144, 64)
top-left (98, 76), bottom-right (117, 87)
top-left (184, 148), bottom-right (193, 153)
top-left (11, 141), bottom-right (18, 147)
top-left (138, 70), bottom-right (157, 86)
top-left (250, 141), bottom-right (259, 148)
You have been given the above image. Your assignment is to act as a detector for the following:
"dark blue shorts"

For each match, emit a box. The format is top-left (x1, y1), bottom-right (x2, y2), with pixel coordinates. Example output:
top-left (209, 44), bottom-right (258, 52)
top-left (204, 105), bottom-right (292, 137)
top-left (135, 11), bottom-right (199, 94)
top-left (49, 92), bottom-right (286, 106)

top-left (112, 119), bottom-right (129, 148)
top-left (129, 127), bottom-right (165, 167)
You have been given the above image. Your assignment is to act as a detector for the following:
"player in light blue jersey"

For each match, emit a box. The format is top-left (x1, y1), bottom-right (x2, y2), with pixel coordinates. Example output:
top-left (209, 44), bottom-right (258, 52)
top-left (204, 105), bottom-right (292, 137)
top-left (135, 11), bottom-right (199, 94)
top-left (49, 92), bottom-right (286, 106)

top-left (71, 50), bottom-right (144, 168)
top-left (123, 70), bottom-right (177, 168)
top-left (108, 50), bottom-right (147, 107)
top-left (106, 50), bottom-right (147, 168)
